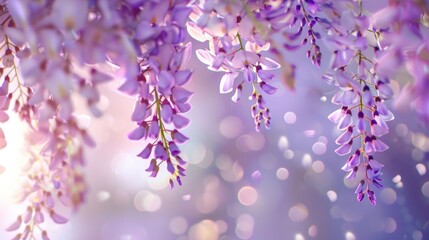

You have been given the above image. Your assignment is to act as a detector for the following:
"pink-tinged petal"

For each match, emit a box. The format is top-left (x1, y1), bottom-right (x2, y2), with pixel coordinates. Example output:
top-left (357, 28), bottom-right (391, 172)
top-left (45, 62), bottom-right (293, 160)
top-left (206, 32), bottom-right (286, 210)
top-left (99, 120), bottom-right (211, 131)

top-left (0, 111), bottom-right (8, 123)
top-left (45, 192), bottom-right (55, 208)
top-left (172, 87), bottom-right (193, 104)
top-left (42, 231), bottom-right (50, 240)
top-left (59, 100), bottom-right (73, 121)
top-left (34, 208), bottom-right (44, 224)
top-left (212, 53), bottom-right (225, 69)
top-left (138, 144), bottom-right (153, 159)
top-left (195, 49), bottom-right (215, 65)
top-left (335, 141), bottom-right (352, 156)
top-left (186, 22), bottom-right (211, 42)
top-left (172, 130), bottom-right (189, 144)
top-left (6, 216), bottom-right (22, 231)
top-left (328, 108), bottom-right (345, 124)
top-left (169, 179), bottom-right (174, 189)
top-left (23, 207), bottom-right (32, 224)
top-left (172, 114), bottom-right (190, 129)
top-left (260, 81), bottom-right (277, 95)
top-left (148, 119), bottom-right (160, 139)
top-left (154, 142), bottom-right (168, 160)
top-left (220, 72), bottom-right (238, 94)
top-left (0, 94), bottom-right (12, 110)
top-left (174, 70), bottom-right (192, 86)
top-left (231, 51), bottom-right (246, 69)
top-left (259, 56), bottom-right (281, 70)
top-left (118, 79), bottom-right (139, 95)
top-left (91, 69), bottom-right (112, 84)
top-left (128, 126), bottom-right (147, 140)
top-left (338, 112), bottom-right (353, 129)
top-left (49, 210), bottom-right (68, 224)
top-left (0, 165), bottom-right (4, 174)
top-left (131, 100), bottom-right (148, 122)
top-left (81, 130), bottom-right (96, 147)
top-left (335, 127), bottom-right (353, 145)
top-left (161, 101), bottom-right (173, 123)
top-left (372, 138), bottom-right (389, 152)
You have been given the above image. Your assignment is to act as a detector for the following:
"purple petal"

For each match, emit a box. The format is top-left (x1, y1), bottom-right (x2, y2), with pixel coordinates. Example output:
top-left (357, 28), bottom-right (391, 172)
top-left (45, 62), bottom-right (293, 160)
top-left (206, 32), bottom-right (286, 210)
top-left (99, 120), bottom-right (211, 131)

top-left (23, 207), bottom-right (32, 224)
top-left (335, 142), bottom-right (352, 156)
top-left (137, 144), bottom-right (153, 159)
top-left (176, 102), bottom-right (192, 113)
top-left (157, 70), bottom-right (175, 96)
top-left (243, 66), bottom-right (256, 82)
top-left (49, 210), bottom-right (68, 224)
top-left (370, 120), bottom-right (388, 137)
top-left (154, 142), bottom-right (168, 160)
top-left (172, 130), bottom-right (189, 144)
top-left (372, 138), bottom-right (389, 152)
top-left (34, 208), bottom-right (44, 224)
top-left (231, 85), bottom-right (242, 102)
top-left (328, 108), bottom-right (345, 124)
top-left (161, 101), bottom-right (173, 123)
top-left (260, 81), bottom-right (277, 95)
top-left (147, 119), bottom-right (160, 139)
top-left (220, 72), bottom-right (238, 94)
top-left (172, 114), bottom-right (190, 129)
top-left (118, 79), bottom-right (138, 95)
top-left (357, 117), bottom-right (365, 133)
top-left (128, 126), bottom-right (147, 140)
top-left (6, 216), bottom-right (22, 231)
top-left (338, 112), bottom-right (353, 129)
top-left (167, 159), bottom-right (175, 174)
top-left (169, 141), bottom-right (180, 156)
top-left (369, 159), bottom-right (384, 170)
top-left (131, 100), bottom-right (148, 122)
top-left (172, 87), bottom-right (193, 104)
top-left (174, 70), bottom-right (192, 86)
top-left (335, 127), bottom-right (353, 145)
top-left (0, 110), bottom-right (8, 123)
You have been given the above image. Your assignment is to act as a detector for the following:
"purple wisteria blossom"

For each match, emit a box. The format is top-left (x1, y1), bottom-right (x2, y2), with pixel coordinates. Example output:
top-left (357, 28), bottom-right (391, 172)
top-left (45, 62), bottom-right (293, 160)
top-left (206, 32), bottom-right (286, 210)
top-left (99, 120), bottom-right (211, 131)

top-left (0, 0), bottom-right (428, 238)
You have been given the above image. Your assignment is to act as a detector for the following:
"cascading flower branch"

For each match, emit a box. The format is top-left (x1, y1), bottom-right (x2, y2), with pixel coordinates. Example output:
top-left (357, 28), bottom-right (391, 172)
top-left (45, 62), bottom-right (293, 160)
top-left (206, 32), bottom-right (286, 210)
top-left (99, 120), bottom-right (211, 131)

top-left (120, 0), bottom-right (193, 188)
top-left (0, 0), bottom-right (428, 238)
top-left (323, 1), bottom-right (397, 205)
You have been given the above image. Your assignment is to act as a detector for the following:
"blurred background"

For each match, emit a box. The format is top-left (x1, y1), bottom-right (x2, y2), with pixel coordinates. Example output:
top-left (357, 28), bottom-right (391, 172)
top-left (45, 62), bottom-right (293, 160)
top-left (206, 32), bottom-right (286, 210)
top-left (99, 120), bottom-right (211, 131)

top-left (0, 31), bottom-right (429, 240)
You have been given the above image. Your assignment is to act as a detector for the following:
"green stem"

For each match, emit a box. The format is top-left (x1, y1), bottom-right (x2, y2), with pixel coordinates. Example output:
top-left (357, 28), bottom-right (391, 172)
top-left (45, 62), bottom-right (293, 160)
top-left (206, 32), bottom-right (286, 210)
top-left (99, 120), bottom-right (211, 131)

top-left (154, 89), bottom-right (171, 158)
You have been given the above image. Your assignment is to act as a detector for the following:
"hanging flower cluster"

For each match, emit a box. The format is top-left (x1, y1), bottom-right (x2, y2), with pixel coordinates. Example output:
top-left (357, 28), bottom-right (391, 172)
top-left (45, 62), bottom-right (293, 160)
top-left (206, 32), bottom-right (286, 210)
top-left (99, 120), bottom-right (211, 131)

top-left (0, 0), bottom-right (427, 238)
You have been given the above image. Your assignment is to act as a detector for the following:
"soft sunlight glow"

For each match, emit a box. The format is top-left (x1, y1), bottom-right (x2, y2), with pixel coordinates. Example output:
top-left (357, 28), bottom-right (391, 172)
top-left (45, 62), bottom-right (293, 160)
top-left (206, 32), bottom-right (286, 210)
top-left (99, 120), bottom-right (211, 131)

top-left (0, 113), bottom-right (29, 205)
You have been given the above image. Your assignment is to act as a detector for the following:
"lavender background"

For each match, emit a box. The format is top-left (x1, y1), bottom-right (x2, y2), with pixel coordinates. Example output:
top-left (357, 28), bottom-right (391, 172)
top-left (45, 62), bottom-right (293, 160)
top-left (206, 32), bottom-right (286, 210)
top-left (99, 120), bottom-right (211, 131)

top-left (1, 10), bottom-right (429, 240)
